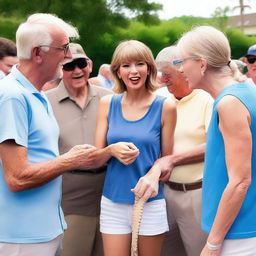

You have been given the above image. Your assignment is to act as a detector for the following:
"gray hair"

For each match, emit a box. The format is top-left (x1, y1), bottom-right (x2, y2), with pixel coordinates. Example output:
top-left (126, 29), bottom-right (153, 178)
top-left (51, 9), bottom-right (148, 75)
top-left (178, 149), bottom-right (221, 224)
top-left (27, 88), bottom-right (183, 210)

top-left (16, 13), bottom-right (79, 59)
top-left (177, 26), bottom-right (246, 82)
top-left (155, 46), bottom-right (178, 67)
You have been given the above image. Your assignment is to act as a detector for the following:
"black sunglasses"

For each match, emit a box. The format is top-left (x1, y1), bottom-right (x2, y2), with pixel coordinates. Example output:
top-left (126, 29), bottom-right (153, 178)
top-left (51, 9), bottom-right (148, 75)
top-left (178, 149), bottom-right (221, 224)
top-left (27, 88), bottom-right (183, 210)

top-left (247, 57), bottom-right (256, 64)
top-left (63, 58), bottom-right (89, 71)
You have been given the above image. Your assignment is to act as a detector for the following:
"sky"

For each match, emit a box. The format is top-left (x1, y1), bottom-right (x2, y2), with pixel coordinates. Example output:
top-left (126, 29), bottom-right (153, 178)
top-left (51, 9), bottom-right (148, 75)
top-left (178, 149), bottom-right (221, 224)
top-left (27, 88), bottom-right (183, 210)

top-left (153, 0), bottom-right (256, 19)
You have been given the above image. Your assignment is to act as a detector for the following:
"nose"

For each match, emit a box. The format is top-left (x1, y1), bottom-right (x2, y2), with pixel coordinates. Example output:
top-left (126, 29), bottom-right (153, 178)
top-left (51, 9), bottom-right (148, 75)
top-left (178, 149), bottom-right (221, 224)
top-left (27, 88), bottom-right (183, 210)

top-left (130, 64), bottom-right (138, 73)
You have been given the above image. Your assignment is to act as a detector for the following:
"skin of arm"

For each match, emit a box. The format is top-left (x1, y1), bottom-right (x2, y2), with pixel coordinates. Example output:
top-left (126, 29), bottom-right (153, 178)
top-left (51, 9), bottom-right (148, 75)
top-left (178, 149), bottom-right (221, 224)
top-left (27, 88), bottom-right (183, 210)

top-left (0, 140), bottom-right (96, 192)
top-left (132, 98), bottom-right (177, 199)
top-left (157, 143), bottom-right (205, 182)
top-left (201, 95), bottom-right (252, 256)
top-left (91, 95), bottom-right (139, 168)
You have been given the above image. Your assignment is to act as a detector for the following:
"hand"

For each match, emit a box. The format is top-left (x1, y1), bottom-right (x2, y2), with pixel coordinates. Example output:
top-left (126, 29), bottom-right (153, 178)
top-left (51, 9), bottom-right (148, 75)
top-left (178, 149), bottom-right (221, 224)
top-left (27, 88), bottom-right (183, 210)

top-left (131, 167), bottom-right (161, 200)
top-left (153, 155), bottom-right (174, 182)
top-left (200, 244), bottom-right (221, 256)
top-left (110, 142), bottom-right (139, 165)
top-left (65, 144), bottom-right (97, 169)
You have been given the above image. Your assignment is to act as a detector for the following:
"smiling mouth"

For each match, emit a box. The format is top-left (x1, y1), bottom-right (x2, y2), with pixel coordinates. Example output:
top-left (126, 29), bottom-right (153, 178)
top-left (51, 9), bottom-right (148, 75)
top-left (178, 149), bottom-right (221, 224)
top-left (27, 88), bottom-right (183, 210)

top-left (73, 75), bottom-right (84, 79)
top-left (130, 77), bottom-right (140, 80)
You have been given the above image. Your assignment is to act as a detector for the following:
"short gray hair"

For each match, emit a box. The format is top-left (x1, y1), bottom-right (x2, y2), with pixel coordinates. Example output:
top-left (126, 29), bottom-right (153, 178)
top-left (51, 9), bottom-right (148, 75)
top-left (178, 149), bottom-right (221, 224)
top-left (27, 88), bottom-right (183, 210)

top-left (16, 13), bottom-right (79, 59)
top-left (155, 46), bottom-right (178, 68)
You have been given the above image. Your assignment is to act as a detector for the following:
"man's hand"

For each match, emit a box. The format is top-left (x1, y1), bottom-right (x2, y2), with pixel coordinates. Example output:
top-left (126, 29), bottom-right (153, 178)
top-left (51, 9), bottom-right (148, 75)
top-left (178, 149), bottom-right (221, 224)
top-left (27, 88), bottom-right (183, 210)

top-left (153, 155), bottom-right (174, 182)
top-left (110, 142), bottom-right (139, 165)
top-left (64, 144), bottom-right (97, 169)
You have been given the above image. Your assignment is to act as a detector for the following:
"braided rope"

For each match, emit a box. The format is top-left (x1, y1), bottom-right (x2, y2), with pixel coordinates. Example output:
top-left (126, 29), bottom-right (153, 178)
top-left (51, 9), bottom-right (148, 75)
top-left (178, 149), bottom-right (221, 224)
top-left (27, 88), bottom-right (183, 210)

top-left (131, 196), bottom-right (146, 256)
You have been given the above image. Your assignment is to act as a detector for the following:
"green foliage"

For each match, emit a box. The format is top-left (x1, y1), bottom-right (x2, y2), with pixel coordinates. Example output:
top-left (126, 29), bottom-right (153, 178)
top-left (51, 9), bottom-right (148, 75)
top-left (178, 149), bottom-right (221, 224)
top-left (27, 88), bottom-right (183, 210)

top-left (0, 1), bottom-right (256, 74)
top-left (225, 29), bottom-right (256, 58)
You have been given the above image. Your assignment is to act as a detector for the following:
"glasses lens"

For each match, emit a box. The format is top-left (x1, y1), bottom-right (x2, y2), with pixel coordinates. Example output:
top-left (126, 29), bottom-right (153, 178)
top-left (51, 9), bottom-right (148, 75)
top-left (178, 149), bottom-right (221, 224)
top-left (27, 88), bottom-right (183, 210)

top-left (247, 58), bottom-right (256, 64)
top-left (76, 58), bottom-right (88, 69)
top-left (63, 58), bottom-right (88, 71)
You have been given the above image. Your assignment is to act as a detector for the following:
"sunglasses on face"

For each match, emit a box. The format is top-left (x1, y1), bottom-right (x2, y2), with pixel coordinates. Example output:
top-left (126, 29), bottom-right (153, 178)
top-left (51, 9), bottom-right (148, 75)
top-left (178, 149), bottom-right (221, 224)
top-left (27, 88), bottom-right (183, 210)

top-left (63, 58), bottom-right (89, 71)
top-left (247, 57), bottom-right (256, 64)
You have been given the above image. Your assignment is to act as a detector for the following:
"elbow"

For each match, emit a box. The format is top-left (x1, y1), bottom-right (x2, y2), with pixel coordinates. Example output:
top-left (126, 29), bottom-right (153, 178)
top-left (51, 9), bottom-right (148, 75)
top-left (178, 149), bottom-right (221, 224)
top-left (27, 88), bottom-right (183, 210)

top-left (6, 175), bottom-right (26, 193)
top-left (234, 178), bottom-right (251, 196)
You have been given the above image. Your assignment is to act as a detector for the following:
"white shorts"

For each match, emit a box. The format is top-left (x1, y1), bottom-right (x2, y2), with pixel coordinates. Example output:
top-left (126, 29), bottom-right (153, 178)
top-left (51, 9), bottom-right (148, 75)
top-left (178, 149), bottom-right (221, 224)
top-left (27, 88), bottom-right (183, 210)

top-left (100, 196), bottom-right (169, 235)
top-left (221, 237), bottom-right (256, 256)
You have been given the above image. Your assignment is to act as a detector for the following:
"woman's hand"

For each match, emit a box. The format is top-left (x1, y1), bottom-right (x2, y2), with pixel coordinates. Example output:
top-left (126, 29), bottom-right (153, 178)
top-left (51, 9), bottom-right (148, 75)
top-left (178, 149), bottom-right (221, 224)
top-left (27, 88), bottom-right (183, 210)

top-left (110, 142), bottom-right (139, 165)
top-left (131, 167), bottom-right (161, 200)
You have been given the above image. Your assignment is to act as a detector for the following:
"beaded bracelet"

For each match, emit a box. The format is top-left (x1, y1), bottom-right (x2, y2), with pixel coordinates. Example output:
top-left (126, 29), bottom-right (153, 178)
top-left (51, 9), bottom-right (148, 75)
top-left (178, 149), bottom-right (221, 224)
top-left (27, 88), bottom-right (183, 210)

top-left (207, 241), bottom-right (222, 251)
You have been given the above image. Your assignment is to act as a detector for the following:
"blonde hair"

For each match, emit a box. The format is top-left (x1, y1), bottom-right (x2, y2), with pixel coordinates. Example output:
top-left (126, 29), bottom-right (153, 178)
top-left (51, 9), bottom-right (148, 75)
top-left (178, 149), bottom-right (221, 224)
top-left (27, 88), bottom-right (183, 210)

top-left (177, 26), bottom-right (246, 82)
top-left (110, 40), bottom-right (158, 93)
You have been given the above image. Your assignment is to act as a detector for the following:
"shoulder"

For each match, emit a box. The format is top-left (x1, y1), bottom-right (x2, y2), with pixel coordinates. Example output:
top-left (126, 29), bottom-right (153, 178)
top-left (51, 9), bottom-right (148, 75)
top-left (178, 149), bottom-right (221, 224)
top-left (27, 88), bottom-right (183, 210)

top-left (193, 89), bottom-right (213, 103)
top-left (45, 86), bottom-right (59, 100)
top-left (99, 94), bottom-right (115, 106)
top-left (217, 95), bottom-right (249, 120)
top-left (162, 96), bottom-right (176, 112)
top-left (90, 84), bottom-right (113, 97)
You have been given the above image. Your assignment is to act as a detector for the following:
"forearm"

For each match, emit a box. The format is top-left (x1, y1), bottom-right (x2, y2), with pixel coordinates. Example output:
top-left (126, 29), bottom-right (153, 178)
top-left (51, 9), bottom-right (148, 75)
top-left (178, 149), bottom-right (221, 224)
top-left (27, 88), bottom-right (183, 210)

top-left (171, 144), bottom-right (205, 167)
top-left (207, 180), bottom-right (250, 245)
top-left (6, 154), bottom-right (79, 192)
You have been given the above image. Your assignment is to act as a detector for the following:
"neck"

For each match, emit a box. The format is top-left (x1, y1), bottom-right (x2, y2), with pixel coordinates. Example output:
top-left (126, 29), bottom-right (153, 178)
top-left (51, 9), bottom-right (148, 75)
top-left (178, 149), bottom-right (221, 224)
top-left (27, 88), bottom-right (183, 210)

top-left (201, 73), bottom-right (237, 99)
top-left (124, 87), bottom-right (152, 104)
top-left (65, 83), bottom-right (88, 99)
top-left (18, 61), bottom-right (47, 91)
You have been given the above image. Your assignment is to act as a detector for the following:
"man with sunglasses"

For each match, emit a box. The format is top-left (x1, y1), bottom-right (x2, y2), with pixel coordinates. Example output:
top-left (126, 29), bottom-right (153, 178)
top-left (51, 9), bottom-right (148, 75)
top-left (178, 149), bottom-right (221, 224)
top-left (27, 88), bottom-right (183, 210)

top-left (245, 44), bottom-right (256, 85)
top-left (46, 43), bottom-right (113, 256)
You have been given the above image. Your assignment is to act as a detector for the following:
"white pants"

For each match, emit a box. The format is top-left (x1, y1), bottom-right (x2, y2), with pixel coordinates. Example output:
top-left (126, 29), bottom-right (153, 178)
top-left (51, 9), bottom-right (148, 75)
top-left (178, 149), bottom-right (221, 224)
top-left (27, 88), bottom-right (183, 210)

top-left (220, 237), bottom-right (256, 256)
top-left (0, 235), bottom-right (62, 256)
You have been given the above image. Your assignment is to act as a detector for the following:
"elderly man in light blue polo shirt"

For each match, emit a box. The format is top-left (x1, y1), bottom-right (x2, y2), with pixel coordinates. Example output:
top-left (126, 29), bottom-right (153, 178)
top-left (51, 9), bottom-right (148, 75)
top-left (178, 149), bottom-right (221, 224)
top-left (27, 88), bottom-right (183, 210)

top-left (0, 13), bottom-right (96, 256)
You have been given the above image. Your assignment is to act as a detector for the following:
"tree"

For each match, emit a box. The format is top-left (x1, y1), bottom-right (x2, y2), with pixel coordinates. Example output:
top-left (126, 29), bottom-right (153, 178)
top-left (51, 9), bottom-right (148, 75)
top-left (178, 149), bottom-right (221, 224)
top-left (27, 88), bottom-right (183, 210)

top-left (0, 0), bottom-right (162, 74)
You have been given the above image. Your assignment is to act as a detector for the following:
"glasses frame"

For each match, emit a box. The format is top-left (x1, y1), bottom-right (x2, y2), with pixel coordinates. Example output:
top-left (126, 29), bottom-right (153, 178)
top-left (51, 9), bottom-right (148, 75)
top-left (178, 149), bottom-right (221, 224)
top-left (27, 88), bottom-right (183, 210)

top-left (62, 58), bottom-right (89, 71)
top-left (39, 43), bottom-right (70, 56)
top-left (173, 56), bottom-right (200, 66)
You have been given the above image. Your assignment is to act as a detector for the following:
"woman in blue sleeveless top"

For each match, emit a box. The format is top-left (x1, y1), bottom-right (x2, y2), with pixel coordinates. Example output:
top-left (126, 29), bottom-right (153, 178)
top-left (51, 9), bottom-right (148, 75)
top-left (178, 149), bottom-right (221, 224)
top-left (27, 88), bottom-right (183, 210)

top-left (93, 40), bottom-right (176, 256)
top-left (175, 26), bottom-right (256, 256)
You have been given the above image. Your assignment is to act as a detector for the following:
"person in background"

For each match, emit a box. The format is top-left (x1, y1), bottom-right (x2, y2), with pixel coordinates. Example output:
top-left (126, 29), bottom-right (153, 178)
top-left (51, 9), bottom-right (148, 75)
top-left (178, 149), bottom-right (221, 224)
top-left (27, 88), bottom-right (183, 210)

top-left (244, 44), bottom-right (256, 84)
top-left (175, 25), bottom-right (256, 256)
top-left (91, 40), bottom-right (176, 256)
top-left (0, 13), bottom-right (96, 256)
top-left (0, 37), bottom-right (18, 79)
top-left (89, 63), bottom-right (114, 89)
top-left (47, 43), bottom-right (112, 256)
top-left (153, 45), bottom-right (212, 256)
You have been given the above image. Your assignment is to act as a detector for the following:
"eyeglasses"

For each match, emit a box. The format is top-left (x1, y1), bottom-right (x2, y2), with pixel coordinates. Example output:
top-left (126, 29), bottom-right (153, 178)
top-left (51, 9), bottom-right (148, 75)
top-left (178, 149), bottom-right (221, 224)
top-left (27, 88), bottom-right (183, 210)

top-left (62, 58), bottom-right (89, 71)
top-left (173, 56), bottom-right (200, 67)
top-left (247, 57), bottom-right (256, 64)
top-left (39, 43), bottom-right (70, 56)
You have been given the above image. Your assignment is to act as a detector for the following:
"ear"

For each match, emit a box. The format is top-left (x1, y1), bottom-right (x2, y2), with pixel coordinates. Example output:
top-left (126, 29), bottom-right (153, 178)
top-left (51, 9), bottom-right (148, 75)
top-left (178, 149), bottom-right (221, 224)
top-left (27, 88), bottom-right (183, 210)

top-left (88, 59), bottom-right (93, 73)
top-left (200, 59), bottom-right (207, 75)
top-left (117, 69), bottom-right (121, 79)
top-left (31, 46), bottom-right (43, 64)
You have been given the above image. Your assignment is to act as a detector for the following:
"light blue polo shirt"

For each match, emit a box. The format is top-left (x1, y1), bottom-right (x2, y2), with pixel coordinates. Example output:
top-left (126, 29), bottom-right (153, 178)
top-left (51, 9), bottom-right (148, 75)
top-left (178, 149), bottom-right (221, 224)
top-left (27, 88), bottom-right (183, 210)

top-left (0, 65), bottom-right (66, 243)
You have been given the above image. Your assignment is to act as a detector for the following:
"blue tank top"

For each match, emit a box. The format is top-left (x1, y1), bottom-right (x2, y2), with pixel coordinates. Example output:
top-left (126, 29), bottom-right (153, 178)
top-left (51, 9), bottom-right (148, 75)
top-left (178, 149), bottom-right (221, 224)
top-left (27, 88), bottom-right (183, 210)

top-left (103, 94), bottom-right (166, 204)
top-left (202, 82), bottom-right (256, 239)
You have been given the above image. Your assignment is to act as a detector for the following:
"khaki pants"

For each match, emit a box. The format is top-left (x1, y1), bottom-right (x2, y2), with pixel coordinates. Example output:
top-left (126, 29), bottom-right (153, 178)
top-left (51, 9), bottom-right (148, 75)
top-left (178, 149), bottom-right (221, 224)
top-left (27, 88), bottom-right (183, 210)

top-left (0, 234), bottom-right (62, 256)
top-left (60, 215), bottom-right (103, 256)
top-left (161, 186), bottom-right (208, 256)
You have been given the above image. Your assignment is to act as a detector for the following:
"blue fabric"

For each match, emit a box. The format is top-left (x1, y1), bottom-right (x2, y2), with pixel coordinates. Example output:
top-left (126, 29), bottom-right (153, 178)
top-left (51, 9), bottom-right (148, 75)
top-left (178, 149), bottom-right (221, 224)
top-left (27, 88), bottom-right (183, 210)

top-left (0, 65), bottom-right (66, 243)
top-left (202, 82), bottom-right (256, 239)
top-left (103, 94), bottom-right (166, 204)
